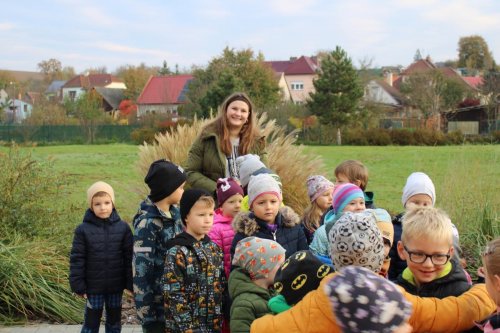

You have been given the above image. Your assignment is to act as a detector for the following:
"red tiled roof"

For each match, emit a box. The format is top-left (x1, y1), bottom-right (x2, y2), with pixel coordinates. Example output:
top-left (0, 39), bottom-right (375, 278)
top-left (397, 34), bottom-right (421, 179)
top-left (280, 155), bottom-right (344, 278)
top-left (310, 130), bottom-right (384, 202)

top-left (265, 56), bottom-right (318, 75)
top-left (137, 75), bottom-right (193, 105)
top-left (401, 59), bottom-right (436, 75)
top-left (63, 74), bottom-right (123, 89)
top-left (462, 76), bottom-right (484, 89)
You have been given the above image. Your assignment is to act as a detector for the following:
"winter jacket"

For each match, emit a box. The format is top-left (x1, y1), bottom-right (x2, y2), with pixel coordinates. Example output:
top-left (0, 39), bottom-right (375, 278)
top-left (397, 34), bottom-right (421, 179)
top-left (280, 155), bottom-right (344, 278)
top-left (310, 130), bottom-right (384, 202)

top-left (250, 272), bottom-right (496, 333)
top-left (474, 309), bottom-right (500, 332)
top-left (309, 210), bottom-right (335, 259)
top-left (397, 259), bottom-right (471, 298)
top-left (132, 197), bottom-right (184, 326)
top-left (229, 267), bottom-right (272, 333)
top-left (230, 206), bottom-right (308, 262)
top-left (185, 125), bottom-right (266, 195)
top-left (209, 208), bottom-right (236, 278)
top-left (163, 232), bottom-right (226, 333)
top-left (69, 208), bottom-right (133, 295)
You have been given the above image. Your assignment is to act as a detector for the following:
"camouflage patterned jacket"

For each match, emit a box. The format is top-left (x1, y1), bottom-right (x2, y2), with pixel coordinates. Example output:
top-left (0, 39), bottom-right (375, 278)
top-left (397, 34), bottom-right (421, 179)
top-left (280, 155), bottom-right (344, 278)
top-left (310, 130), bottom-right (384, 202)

top-left (163, 232), bottom-right (226, 332)
top-left (132, 197), bottom-right (184, 325)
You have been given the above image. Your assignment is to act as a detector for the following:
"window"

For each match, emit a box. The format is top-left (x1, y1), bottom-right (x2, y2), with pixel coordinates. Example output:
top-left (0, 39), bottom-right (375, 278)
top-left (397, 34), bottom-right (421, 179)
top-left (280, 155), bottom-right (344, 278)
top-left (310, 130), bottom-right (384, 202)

top-left (69, 90), bottom-right (76, 101)
top-left (24, 105), bottom-right (28, 112)
top-left (291, 82), bottom-right (304, 90)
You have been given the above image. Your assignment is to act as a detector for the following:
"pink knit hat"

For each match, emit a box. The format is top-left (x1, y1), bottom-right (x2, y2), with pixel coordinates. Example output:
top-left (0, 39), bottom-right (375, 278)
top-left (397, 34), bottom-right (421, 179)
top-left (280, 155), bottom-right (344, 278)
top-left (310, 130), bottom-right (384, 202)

top-left (332, 183), bottom-right (364, 214)
top-left (307, 175), bottom-right (334, 203)
top-left (216, 177), bottom-right (244, 206)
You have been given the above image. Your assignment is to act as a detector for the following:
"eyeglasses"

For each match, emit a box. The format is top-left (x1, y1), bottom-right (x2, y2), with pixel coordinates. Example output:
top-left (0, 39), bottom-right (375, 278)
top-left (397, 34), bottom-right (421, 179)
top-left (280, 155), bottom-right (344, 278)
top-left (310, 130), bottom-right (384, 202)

top-left (403, 245), bottom-right (451, 266)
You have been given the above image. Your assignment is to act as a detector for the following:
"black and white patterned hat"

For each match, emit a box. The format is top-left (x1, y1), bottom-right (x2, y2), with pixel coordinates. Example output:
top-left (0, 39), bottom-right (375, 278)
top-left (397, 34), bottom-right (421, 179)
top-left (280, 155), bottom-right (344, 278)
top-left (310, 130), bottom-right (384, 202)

top-left (328, 211), bottom-right (385, 273)
top-left (325, 266), bottom-right (412, 333)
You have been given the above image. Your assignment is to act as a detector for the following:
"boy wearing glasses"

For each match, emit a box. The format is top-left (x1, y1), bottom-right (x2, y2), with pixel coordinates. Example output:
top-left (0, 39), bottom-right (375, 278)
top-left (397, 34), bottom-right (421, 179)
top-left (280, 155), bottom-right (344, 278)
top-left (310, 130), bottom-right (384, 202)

top-left (396, 207), bottom-right (471, 298)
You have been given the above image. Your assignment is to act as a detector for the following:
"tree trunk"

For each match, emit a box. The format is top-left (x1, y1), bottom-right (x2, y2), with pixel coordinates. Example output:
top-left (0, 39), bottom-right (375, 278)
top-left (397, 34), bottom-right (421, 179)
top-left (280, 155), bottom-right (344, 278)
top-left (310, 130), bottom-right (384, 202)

top-left (336, 128), bottom-right (342, 145)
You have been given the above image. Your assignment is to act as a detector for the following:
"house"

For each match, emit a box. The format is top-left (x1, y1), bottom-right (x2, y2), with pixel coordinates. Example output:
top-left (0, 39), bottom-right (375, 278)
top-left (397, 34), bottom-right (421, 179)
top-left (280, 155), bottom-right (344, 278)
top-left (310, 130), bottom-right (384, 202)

top-left (92, 87), bottom-right (125, 115)
top-left (136, 74), bottom-right (193, 118)
top-left (45, 80), bottom-right (67, 102)
top-left (61, 73), bottom-right (126, 102)
top-left (265, 56), bottom-right (319, 104)
top-left (4, 99), bottom-right (32, 123)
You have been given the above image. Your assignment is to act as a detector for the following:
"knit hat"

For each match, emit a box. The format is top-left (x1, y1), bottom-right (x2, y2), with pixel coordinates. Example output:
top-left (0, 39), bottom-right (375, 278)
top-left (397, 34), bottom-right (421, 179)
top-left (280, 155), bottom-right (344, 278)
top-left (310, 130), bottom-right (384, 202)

top-left (274, 250), bottom-right (333, 305)
top-left (332, 183), bottom-right (365, 214)
top-left (328, 211), bottom-right (385, 273)
top-left (307, 175), bottom-right (334, 203)
top-left (236, 154), bottom-right (266, 188)
top-left (251, 167), bottom-right (283, 190)
top-left (216, 177), bottom-right (244, 206)
top-left (401, 172), bottom-right (436, 208)
top-left (145, 159), bottom-right (187, 203)
top-left (325, 266), bottom-right (412, 333)
top-left (180, 188), bottom-right (212, 224)
top-left (233, 237), bottom-right (286, 280)
top-left (247, 174), bottom-right (282, 208)
top-left (87, 181), bottom-right (115, 208)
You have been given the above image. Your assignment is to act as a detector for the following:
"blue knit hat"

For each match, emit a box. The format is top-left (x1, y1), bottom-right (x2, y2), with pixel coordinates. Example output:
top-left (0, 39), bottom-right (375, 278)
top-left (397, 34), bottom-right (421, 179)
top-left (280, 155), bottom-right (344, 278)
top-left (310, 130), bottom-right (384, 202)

top-left (332, 183), bottom-right (365, 214)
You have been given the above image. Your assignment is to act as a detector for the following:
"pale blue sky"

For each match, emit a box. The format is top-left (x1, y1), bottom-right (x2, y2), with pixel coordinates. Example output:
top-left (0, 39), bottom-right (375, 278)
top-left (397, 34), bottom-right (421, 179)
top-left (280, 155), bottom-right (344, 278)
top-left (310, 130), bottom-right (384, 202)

top-left (1, 0), bottom-right (499, 73)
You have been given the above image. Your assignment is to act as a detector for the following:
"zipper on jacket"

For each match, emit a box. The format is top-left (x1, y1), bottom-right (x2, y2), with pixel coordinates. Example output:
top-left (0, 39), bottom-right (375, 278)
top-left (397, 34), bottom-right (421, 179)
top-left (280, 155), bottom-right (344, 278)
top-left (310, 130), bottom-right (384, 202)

top-left (271, 231), bottom-right (276, 241)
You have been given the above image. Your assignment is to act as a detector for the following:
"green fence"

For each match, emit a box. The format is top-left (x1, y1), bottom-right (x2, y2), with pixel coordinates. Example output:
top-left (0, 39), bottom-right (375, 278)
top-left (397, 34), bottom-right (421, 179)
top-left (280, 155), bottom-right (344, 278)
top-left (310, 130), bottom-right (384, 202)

top-left (0, 125), bottom-right (140, 143)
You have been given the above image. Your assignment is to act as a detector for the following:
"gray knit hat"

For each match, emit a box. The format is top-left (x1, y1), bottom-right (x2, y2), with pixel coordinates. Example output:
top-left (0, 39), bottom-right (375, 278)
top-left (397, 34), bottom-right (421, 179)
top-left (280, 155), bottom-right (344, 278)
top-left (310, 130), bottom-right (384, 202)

top-left (328, 211), bottom-right (385, 273)
top-left (306, 175), bottom-right (334, 203)
top-left (236, 154), bottom-right (266, 188)
top-left (247, 173), bottom-right (282, 208)
top-left (325, 266), bottom-right (412, 333)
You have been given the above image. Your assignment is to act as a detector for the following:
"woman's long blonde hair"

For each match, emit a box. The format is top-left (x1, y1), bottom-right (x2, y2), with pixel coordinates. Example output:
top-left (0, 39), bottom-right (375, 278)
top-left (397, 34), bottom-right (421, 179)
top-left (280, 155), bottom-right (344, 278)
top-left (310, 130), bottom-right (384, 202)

top-left (207, 92), bottom-right (261, 155)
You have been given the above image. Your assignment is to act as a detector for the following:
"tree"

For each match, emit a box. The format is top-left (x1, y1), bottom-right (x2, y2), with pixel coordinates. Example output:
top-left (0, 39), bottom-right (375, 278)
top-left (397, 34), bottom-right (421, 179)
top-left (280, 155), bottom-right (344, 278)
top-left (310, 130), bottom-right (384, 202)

top-left (414, 49), bottom-right (423, 62)
top-left (401, 69), bottom-right (466, 129)
top-left (64, 91), bottom-right (105, 143)
top-left (307, 46), bottom-right (363, 142)
top-left (458, 35), bottom-right (495, 73)
top-left (158, 61), bottom-right (172, 76)
top-left (82, 66), bottom-right (108, 74)
top-left (0, 70), bottom-right (15, 89)
top-left (38, 58), bottom-right (62, 79)
top-left (115, 63), bottom-right (159, 101)
top-left (183, 47), bottom-right (280, 118)
top-left (480, 70), bottom-right (500, 131)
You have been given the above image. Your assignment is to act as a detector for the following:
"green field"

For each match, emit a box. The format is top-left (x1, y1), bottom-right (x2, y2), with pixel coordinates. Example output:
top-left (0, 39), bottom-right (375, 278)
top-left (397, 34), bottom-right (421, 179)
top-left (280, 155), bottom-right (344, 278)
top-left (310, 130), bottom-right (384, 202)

top-left (3, 143), bottom-right (498, 231)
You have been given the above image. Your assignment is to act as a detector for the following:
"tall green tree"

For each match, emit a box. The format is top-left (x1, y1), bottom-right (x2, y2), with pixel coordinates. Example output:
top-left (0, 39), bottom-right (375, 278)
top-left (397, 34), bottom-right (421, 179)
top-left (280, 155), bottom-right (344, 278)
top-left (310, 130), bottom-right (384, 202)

top-left (183, 47), bottom-right (280, 118)
top-left (401, 69), bottom-right (466, 129)
top-left (480, 70), bottom-right (500, 131)
top-left (458, 35), bottom-right (495, 73)
top-left (158, 60), bottom-right (172, 76)
top-left (64, 91), bottom-right (105, 143)
top-left (307, 46), bottom-right (363, 137)
top-left (115, 63), bottom-right (159, 101)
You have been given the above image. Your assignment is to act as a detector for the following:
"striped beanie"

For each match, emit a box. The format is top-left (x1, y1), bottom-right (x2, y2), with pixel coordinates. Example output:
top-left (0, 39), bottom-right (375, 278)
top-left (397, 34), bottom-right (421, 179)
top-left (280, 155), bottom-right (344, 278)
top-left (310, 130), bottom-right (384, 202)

top-left (332, 183), bottom-right (365, 214)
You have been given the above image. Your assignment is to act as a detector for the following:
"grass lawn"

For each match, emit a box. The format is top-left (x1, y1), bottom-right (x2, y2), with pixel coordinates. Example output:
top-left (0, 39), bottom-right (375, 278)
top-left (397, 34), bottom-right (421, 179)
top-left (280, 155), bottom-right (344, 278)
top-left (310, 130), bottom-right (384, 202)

top-left (2, 143), bottom-right (498, 237)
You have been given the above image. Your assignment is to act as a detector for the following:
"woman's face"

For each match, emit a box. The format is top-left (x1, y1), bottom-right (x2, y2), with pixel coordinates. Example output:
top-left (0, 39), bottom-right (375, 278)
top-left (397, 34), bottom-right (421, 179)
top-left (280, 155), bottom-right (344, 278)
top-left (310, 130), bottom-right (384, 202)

top-left (226, 100), bottom-right (250, 131)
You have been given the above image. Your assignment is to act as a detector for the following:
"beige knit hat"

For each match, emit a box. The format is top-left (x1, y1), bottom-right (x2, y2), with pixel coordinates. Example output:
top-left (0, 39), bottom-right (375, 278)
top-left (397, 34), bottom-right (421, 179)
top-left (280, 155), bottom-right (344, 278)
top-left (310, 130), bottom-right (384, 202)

top-left (87, 181), bottom-right (115, 208)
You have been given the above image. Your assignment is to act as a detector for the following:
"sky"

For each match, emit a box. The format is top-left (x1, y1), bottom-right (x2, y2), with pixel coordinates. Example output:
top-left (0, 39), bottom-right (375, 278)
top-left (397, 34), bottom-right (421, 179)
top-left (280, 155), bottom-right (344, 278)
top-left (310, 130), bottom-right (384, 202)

top-left (1, 0), bottom-right (500, 74)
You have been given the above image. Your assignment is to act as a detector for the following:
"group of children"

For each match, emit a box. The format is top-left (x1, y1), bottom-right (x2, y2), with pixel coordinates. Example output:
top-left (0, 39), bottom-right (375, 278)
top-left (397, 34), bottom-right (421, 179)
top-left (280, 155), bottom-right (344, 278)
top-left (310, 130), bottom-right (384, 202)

top-left (69, 157), bottom-right (500, 333)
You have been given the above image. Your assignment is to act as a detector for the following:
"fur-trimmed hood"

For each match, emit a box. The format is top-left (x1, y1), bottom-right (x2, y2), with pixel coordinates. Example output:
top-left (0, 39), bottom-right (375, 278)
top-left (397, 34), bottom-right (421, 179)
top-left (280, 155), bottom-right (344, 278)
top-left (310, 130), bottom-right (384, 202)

top-left (232, 206), bottom-right (301, 236)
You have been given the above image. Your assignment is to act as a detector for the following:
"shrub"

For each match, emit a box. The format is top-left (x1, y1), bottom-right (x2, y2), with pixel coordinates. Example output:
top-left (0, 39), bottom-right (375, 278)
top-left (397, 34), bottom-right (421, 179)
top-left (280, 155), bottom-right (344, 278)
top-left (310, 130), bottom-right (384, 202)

top-left (130, 127), bottom-right (157, 145)
top-left (390, 129), bottom-right (415, 145)
top-left (446, 130), bottom-right (464, 145)
top-left (343, 128), bottom-right (368, 145)
top-left (492, 130), bottom-right (500, 143)
top-left (365, 128), bottom-right (391, 146)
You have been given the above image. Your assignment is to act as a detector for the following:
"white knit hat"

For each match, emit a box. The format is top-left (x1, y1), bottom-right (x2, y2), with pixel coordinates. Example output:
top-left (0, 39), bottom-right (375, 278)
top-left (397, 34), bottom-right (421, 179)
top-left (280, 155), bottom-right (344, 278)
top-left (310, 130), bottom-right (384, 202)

top-left (236, 154), bottom-right (266, 188)
top-left (247, 174), bottom-right (282, 208)
top-left (87, 181), bottom-right (115, 208)
top-left (401, 172), bottom-right (436, 207)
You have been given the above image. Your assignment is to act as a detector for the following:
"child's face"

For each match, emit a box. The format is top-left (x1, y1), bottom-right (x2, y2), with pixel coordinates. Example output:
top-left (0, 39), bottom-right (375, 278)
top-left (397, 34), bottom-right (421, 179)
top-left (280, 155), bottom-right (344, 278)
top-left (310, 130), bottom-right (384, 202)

top-left (315, 188), bottom-right (333, 211)
top-left (335, 173), bottom-right (362, 188)
top-left (185, 200), bottom-right (215, 240)
top-left (91, 194), bottom-right (113, 219)
top-left (405, 194), bottom-right (433, 209)
top-left (167, 181), bottom-right (186, 205)
top-left (343, 198), bottom-right (366, 213)
top-left (221, 193), bottom-right (243, 218)
top-left (397, 237), bottom-right (452, 285)
top-left (251, 193), bottom-right (280, 223)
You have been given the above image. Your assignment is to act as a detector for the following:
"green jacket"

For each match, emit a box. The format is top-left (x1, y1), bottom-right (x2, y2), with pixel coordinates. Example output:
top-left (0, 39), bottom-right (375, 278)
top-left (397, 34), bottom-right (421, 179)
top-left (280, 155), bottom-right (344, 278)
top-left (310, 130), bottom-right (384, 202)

top-left (229, 267), bottom-right (272, 333)
top-left (184, 125), bottom-right (266, 194)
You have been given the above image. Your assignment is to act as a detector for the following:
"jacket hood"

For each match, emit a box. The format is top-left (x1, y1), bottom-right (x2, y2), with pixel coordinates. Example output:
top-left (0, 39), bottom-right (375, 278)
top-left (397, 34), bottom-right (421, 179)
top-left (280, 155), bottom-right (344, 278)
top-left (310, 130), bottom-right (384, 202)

top-left (132, 197), bottom-right (180, 229)
top-left (165, 231), bottom-right (211, 250)
top-left (228, 267), bottom-right (271, 300)
top-left (214, 208), bottom-right (233, 225)
top-left (232, 206), bottom-right (300, 236)
top-left (83, 208), bottom-right (121, 225)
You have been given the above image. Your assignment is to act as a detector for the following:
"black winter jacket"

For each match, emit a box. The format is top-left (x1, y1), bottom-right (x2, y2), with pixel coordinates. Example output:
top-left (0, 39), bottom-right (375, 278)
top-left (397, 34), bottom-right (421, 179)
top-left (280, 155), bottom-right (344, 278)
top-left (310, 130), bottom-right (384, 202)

top-left (396, 259), bottom-right (471, 298)
top-left (230, 206), bottom-right (308, 264)
top-left (69, 209), bottom-right (133, 295)
top-left (388, 212), bottom-right (406, 281)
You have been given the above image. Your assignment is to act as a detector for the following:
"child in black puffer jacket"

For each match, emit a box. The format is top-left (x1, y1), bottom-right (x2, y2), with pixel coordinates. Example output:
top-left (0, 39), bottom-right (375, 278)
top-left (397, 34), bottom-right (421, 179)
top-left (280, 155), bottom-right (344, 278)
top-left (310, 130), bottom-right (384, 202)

top-left (70, 181), bottom-right (133, 333)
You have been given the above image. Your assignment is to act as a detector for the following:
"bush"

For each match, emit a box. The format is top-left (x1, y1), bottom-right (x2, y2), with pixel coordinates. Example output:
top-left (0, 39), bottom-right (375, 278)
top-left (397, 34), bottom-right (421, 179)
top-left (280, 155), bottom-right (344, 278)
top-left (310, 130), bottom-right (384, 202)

top-left (365, 128), bottom-right (391, 146)
top-left (343, 128), bottom-right (368, 145)
top-left (492, 130), bottom-right (500, 143)
top-left (413, 128), bottom-right (446, 145)
top-left (0, 146), bottom-right (74, 241)
top-left (390, 129), bottom-right (416, 145)
top-left (446, 130), bottom-right (464, 145)
top-left (130, 127), bottom-right (157, 145)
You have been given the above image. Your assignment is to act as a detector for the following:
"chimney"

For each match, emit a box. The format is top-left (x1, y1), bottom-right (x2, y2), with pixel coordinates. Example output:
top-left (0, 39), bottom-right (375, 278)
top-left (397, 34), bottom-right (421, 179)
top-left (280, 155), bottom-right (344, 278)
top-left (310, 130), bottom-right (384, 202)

top-left (385, 71), bottom-right (393, 87)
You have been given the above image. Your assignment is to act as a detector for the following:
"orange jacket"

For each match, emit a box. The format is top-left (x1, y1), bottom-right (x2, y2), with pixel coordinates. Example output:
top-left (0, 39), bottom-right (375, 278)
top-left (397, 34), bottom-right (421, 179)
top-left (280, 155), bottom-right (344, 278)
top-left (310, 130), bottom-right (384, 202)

top-left (250, 273), bottom-right (495, 333)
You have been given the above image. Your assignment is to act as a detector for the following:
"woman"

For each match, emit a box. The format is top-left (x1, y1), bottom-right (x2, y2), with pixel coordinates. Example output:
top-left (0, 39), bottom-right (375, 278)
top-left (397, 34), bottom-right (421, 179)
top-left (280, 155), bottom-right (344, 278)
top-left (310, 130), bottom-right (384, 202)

top-left (185, 92), bottom-right (266, 195)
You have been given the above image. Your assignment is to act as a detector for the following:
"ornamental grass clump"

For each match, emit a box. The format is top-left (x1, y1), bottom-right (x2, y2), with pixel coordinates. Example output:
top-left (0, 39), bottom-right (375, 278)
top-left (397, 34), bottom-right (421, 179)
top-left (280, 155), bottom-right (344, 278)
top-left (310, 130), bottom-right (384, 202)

top-left (137, 113), bottom-right (325, 215)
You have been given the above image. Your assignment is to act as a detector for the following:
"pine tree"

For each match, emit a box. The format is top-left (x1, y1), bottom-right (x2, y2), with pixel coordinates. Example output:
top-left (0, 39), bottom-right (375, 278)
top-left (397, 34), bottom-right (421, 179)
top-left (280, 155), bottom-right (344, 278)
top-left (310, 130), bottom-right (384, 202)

top-left (307, 46), bottom-right (363, 136)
